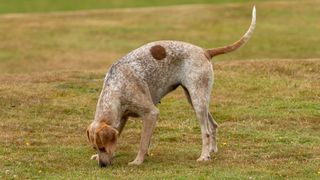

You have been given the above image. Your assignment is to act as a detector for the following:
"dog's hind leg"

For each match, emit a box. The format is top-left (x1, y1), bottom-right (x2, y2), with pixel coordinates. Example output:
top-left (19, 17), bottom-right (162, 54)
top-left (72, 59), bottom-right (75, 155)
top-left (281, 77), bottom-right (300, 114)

top-left (187, 91), bottom-right (218, 154)
top-left (208, 113), bottom-right (218, 153)
top-left (183, 70), bottom-right (214, 161)
top-left (183, 83), bottom-right (218, 155)
top-left (190, 89), bottom-right (211, 162)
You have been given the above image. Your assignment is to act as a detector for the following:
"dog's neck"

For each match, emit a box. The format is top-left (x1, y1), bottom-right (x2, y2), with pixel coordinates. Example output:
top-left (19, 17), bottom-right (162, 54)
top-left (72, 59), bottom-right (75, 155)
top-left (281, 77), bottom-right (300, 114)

top-left (94, 90), bottom-right (122, 130)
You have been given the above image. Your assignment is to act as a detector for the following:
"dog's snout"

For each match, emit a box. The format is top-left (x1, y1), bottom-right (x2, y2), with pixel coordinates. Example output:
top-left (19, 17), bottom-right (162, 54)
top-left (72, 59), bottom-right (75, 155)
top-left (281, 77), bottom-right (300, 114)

top-left (99, 159), bottom-right (111, 168)
top-left (99, 160), bottom-right (107, 168)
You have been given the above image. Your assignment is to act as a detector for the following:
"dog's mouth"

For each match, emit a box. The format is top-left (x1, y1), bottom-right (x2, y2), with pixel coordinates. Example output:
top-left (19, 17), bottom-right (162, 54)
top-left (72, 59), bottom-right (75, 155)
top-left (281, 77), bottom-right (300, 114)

top-left (98, 153), bottom-right (113, 168)
top-left (99, 160), bottom-right (111, 167)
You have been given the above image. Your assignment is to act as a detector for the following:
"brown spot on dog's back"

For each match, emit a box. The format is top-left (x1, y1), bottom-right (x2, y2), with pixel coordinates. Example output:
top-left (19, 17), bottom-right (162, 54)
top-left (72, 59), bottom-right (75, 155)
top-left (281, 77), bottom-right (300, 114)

top-left (150, 45), bottom-right (166, 60)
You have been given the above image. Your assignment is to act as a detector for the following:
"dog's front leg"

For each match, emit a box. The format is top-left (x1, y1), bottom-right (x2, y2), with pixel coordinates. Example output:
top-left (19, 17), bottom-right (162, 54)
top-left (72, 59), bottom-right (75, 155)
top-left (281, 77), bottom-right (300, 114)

top-left (118, 116), bottom-right (128, 136)
top-left (128, 108), bottom-right (159, 165)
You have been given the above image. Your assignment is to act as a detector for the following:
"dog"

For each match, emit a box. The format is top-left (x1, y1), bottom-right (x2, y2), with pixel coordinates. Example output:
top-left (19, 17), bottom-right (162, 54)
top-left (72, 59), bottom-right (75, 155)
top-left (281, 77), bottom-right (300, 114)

top-left (86, 6), bottom-right (256, 167)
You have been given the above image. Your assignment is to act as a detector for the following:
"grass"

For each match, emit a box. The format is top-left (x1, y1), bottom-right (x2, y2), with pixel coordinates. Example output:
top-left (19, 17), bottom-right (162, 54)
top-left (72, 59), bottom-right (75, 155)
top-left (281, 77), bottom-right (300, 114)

top-left (0, 0), bottom-right (320, 179)
top-left (1, 1), bottom-right (320, 74)
top-left (1, 60), bottom-right (319, 179)
top-left (0, 0), bottom-right (268, 14)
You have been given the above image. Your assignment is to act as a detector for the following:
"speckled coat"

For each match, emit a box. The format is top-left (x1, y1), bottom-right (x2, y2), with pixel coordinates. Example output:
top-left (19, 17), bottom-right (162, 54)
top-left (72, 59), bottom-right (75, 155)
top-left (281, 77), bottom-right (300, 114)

top-left (95, 41), bottom-right (211, 120)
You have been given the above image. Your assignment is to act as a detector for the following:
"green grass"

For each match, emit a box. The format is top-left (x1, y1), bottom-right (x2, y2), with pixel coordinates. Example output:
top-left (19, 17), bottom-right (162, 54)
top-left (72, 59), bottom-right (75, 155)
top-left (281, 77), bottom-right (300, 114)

top-left (0, 0), bottom-right (320, 179)
top-left (0, 1), bottom-right (320, 74)
top-left (0, 0), bottom-right (268, 14)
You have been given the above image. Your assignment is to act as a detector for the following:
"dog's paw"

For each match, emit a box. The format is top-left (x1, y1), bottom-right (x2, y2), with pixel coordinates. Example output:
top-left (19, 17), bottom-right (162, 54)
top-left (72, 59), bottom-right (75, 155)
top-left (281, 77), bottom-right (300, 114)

top-left (90, 154), bottom-right (99, 160)
top-left (197, 155), bottom-right (211, 162)
top-left (128, 159), bottom-right (143, 166)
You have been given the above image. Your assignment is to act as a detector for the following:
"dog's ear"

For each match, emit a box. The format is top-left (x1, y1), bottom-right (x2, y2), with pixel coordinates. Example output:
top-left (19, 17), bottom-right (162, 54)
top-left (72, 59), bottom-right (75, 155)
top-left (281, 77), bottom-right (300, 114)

top-left (86, 123), bottom-right (94, 145)
top-left (94, 124), bottom-right (118, 153)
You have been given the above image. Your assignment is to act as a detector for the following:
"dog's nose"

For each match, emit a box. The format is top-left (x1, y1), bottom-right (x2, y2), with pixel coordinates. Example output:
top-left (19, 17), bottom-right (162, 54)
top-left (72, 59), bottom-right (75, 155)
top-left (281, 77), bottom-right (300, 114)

top-left (99, 162), bottom-right (106, 168)
top-left (99, 160), bottom-right (107, 168)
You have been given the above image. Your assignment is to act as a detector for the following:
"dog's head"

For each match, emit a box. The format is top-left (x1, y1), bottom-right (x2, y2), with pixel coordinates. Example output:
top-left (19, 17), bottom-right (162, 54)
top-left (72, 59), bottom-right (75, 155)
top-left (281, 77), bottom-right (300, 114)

top-left (86, 121), bottom-right (118, 167)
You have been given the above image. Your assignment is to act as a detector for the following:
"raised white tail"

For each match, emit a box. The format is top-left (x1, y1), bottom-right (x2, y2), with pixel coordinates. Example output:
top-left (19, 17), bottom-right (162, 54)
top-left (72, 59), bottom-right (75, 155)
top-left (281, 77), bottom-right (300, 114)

top-left (206, 6), bottom-right (256, 58)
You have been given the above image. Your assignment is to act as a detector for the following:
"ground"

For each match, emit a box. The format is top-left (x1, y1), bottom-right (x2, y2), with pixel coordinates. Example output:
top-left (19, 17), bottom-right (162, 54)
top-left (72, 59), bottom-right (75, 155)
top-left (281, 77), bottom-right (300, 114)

top-left (0, 0), bottom-right (319, 179)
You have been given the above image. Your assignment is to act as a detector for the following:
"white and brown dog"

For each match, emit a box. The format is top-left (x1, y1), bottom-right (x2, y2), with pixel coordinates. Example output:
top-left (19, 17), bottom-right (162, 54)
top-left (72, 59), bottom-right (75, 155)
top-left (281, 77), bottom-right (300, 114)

top-left (86, 6), bottom-right (256, 167)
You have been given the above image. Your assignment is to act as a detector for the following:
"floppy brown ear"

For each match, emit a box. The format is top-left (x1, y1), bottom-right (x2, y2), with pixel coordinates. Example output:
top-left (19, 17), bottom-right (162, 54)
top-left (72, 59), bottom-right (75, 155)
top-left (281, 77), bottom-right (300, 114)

top-left (94, 124), bottom-right (118, 153)
top-left (86, 124), bottom-right (94, 145)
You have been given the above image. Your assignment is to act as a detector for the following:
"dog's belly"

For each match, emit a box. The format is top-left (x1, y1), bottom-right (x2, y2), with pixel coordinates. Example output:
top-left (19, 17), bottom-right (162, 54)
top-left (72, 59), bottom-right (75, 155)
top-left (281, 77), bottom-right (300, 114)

top-left (148, 82), bottom-right (180, 104)
top-left (141, 61), bottom-right (183, 104)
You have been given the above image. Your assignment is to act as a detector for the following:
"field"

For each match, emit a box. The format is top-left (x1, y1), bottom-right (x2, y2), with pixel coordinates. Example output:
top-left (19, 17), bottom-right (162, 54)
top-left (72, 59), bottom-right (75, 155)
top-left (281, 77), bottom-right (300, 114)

top-left (0, 0), bottom-right (319, 179)
top-left (0, 0), bottom-right (268, 14)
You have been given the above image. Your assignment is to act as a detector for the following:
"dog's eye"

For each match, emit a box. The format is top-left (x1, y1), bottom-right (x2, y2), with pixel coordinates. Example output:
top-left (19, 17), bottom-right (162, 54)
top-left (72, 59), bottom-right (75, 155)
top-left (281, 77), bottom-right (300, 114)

top-left (99, 147), bottom-right (106, 152)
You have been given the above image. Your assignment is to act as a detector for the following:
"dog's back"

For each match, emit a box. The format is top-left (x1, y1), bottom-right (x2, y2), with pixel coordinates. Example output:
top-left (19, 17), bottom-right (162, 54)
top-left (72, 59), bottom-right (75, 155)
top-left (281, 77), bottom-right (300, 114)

top-left (105, 40), bottom-right (209, 104)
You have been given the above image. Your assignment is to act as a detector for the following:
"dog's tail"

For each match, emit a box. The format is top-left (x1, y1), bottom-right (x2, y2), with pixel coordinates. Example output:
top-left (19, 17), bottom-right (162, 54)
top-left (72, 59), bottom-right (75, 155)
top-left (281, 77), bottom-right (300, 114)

top-left (206, 6), bottom-right (256, 58)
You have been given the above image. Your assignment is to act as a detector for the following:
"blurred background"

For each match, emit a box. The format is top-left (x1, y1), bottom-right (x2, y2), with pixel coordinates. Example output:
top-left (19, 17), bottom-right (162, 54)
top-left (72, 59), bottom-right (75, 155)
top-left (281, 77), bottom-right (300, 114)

top-left (0, 0), bottom-right (319, 73)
